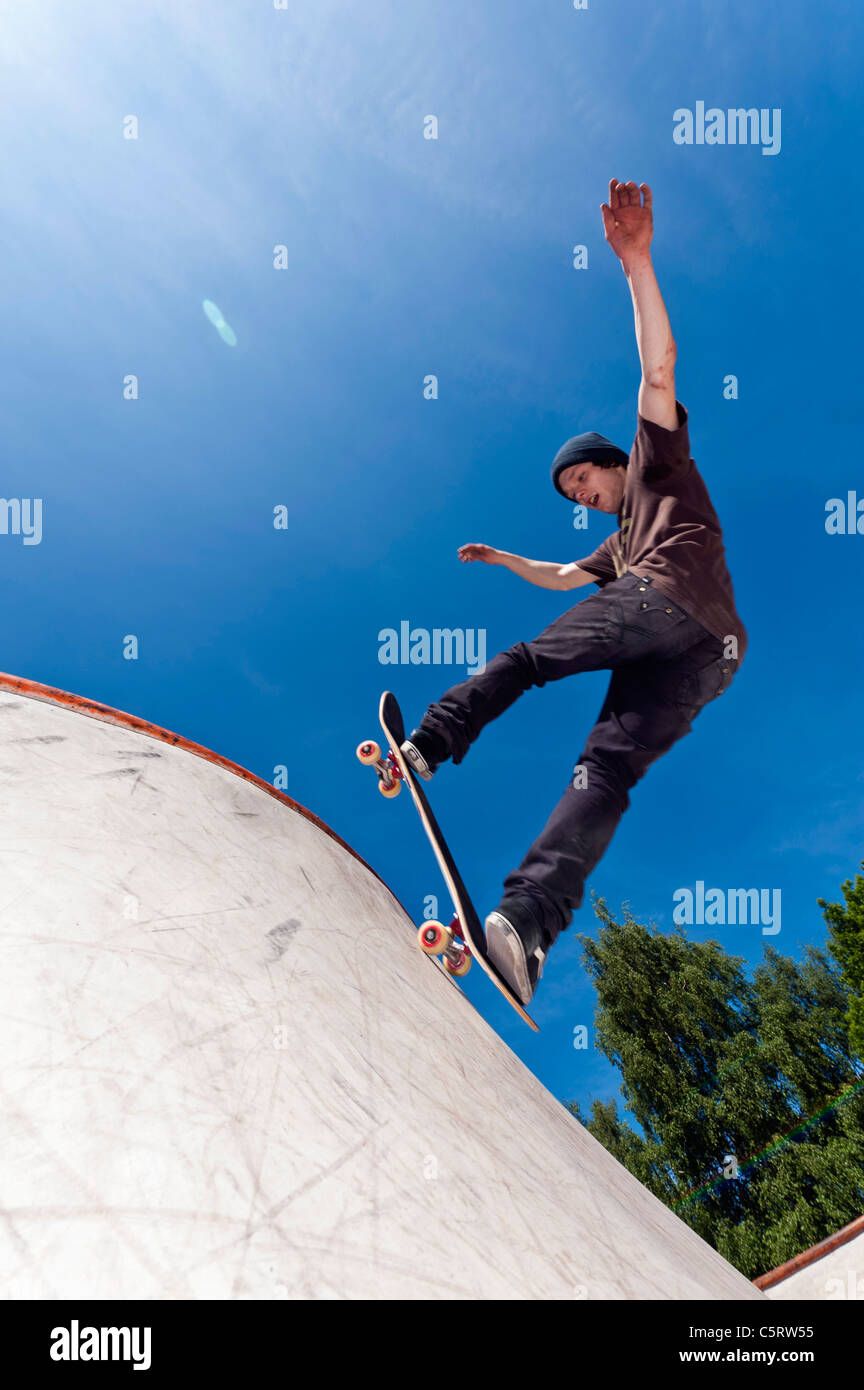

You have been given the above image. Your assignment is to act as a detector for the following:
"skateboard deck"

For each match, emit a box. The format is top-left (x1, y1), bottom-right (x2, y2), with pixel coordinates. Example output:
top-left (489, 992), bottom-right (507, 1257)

top-left (357, 691), bottom-right (538, 1031)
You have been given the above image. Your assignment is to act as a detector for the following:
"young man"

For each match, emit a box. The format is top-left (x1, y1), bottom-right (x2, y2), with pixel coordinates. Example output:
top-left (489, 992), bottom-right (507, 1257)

top-left (403, 179), bottom-right (747, 1006)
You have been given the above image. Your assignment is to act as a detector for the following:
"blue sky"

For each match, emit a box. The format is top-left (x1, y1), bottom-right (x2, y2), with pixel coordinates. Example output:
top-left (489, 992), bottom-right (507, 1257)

top-left (1, 1), bottom-right (861, 1113)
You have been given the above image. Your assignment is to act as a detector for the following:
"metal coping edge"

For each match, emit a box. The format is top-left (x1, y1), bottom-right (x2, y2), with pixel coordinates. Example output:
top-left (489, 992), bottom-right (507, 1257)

top-left (753, 1212), bottom-right (864, 1290)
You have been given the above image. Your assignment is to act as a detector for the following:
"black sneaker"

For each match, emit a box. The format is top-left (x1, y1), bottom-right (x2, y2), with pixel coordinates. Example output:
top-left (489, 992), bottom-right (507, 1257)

top-left (485, 909), bottom-right (550, 1005)
top-left (402, 727), bottom-right (449, 782)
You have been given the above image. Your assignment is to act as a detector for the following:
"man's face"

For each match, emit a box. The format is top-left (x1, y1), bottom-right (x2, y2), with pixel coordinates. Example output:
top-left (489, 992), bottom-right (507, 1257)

top-left (558, 460), bottom-right (626, 513)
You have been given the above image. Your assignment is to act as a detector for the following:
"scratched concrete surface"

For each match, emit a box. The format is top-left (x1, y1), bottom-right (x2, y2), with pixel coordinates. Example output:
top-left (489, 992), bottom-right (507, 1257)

top-left (0, 685), bottom-right (763, 1300)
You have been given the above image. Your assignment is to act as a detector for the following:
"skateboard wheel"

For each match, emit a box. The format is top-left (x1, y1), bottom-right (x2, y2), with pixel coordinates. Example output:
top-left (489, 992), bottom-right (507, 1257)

top-left (417, 920), bottom-right (453, 955)
top-left (356, 740), bottom-right (381, 766)
top-left (444, 951), bottom-right (471, 978)
top-left (378, 777), bottom-right (401, 799)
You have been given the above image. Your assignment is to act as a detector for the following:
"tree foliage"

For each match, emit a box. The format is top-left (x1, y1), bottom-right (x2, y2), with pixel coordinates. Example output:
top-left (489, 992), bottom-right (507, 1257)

top-left (567, 894), bottom-right (864, 1279)
top-left (819, 864), bottom-right (864, 1058)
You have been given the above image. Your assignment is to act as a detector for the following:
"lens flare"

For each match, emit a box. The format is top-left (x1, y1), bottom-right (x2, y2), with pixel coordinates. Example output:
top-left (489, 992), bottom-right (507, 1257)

top-left (202, 299), bottom-right (237, 347)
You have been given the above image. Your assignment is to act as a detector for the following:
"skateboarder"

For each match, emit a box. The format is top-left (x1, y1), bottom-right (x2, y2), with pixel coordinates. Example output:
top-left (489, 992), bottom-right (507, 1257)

top-left (402, 179), bottom-right (747, 1006)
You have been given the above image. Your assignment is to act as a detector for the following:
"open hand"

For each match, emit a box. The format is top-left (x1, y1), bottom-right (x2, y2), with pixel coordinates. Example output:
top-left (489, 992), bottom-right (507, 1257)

top-left (601, 180), bottom-right (653, 266)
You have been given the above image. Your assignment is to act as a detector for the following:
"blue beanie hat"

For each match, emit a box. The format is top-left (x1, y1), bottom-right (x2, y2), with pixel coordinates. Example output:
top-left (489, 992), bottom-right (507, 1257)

top-left (551, 431), bottom-right (629, 499)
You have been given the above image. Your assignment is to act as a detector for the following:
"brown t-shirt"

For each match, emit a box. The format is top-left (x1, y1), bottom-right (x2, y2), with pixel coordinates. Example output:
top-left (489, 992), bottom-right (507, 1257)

top-left (577, 402), bottom-right (747, 660)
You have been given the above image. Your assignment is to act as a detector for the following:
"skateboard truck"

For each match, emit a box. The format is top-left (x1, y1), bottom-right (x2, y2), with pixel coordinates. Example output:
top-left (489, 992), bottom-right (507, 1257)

top-left (417, 915), bottom-right (472, 978)
top-left (356, 740), bottom-right (404, 798)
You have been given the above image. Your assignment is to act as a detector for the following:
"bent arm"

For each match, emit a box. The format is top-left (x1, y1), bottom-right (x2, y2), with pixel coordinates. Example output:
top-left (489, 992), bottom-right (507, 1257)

top-left (495, 552), bottom-right (597, 590)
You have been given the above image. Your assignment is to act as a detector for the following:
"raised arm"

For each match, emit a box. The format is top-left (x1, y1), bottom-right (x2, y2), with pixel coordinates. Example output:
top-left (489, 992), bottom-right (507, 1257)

top-left (458, 544), bottom-right (596, 591)
top-left (601, 179), bottom-right (678, 431)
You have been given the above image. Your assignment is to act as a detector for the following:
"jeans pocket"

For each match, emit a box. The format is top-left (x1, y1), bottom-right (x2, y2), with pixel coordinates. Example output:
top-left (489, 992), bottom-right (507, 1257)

top-left (623, 592), bottom-right (690, 642)
top-left (603, 596), bottom-right (624, 643)
top-left (676, 655), bottom-right (736, 715)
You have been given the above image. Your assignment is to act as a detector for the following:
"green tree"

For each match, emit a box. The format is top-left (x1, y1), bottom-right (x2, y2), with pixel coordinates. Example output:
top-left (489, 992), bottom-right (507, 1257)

top-left (568, 896), bottom-right (864, 1279)
top-left (819, 864), bottom-right (864, 1059)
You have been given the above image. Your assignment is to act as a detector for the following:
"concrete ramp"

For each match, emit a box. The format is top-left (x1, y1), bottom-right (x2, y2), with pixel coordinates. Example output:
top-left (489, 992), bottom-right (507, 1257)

top-left (0, 676), bottom-right (762, 1300)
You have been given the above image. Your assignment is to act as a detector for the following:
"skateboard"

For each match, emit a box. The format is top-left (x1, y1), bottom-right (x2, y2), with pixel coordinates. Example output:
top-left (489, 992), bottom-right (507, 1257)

top-left (356, 691), bottom-right (538, 1031)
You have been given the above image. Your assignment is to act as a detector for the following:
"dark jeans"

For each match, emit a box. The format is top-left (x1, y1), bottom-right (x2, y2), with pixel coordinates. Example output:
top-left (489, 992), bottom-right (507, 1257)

top-left (418, 572), bottom-right (738, 941)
